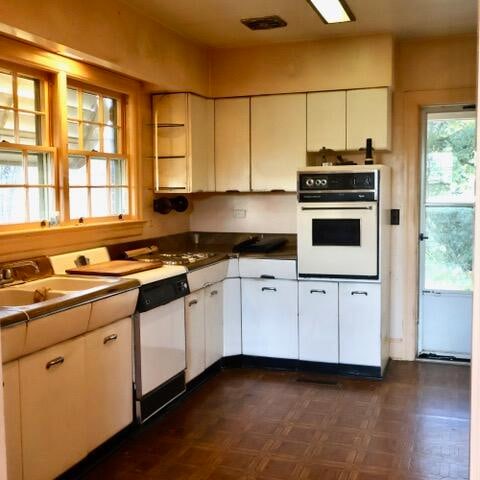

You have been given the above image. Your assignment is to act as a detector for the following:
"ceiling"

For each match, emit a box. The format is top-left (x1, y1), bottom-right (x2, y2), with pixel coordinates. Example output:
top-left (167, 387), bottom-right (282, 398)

top-left (124, 0), bottom-right (477, 48)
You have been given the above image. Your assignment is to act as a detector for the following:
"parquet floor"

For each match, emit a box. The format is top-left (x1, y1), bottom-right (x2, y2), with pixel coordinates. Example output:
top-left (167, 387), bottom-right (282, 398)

top-left (83, 361), bottom-right (470, 480)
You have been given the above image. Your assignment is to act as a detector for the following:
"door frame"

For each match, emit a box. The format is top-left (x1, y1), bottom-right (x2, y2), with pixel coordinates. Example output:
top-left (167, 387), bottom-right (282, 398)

top-left (417, 105), bottom-right (476, 357)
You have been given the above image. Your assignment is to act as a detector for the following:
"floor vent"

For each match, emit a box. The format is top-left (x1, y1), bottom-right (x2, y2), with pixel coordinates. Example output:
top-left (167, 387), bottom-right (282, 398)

top-left (241, 15), bottom-right (288, 31)
top-left (296, 376), bottom-right (340, 387)
top-left (418, 352), bottom-right (470, 363)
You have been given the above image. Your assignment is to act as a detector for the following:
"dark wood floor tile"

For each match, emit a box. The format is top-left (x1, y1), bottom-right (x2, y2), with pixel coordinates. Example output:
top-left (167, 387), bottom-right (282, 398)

top-left (256, 457), bottom-right (303, 479)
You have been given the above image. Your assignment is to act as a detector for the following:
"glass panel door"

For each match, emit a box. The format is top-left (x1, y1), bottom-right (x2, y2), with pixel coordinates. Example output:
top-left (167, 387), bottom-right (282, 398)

top-left (418, 107), bottom-right (475, 359)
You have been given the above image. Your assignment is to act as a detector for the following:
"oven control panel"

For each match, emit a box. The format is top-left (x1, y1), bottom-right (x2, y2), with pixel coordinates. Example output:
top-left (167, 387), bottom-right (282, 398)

top-left (298, 171), bottom-right (378, 202)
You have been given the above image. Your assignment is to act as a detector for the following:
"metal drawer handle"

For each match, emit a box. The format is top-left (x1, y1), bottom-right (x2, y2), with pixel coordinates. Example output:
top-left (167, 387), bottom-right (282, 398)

top-left (351, 291), bottom-right (368, 296)
top-left (210, 290), bottom-right (218, 296)
top-left (260, 275), bottom-right (275, 279)
top-left (188, 299), bottom-right (198, 307)
top-left (103, 334), bottom-right (118, 344)
top-left (46, 356), bottom-right (64, 370)
top-left (262, 287), bottom-right (277, 292)
top-left (310, 289), bottom-right (326, 294)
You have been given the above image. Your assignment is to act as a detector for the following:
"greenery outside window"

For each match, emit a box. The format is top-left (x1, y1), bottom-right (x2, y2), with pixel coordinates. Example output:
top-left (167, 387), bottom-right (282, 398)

top-left (67, 84), bottom-right (129, 219)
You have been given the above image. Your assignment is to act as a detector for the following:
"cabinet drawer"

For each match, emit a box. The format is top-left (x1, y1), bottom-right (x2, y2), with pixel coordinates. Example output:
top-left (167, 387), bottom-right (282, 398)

top-left (239, 258), bottom-right (296, 280)
top-left (89, 289), bottom-right (138, 331)
top-left (2, 323), bottom-right (26, 363)
top-left (187, 260), bottom-right (229, 292)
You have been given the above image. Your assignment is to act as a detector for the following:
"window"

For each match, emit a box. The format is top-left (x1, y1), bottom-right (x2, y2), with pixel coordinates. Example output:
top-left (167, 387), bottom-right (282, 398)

top-left (67, 85), bottom-right (129, 219)
top-left (0, 68), bottom-right (55, 225)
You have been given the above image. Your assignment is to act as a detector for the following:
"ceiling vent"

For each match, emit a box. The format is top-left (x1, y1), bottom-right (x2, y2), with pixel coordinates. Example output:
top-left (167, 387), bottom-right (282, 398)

top-left (241, 15), bottom-right (287, 31)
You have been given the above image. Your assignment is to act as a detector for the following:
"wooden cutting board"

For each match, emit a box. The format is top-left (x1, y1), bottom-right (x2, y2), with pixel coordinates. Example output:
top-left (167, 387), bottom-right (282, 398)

top-left (66, 260), bottom-right (163, 276)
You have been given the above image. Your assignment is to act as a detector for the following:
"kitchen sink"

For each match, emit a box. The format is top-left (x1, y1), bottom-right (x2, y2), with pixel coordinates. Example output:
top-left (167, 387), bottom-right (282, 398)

top-left (17, 276), bottom-right (116, 291)
top-left (0, 289), bottom-right (65, 307)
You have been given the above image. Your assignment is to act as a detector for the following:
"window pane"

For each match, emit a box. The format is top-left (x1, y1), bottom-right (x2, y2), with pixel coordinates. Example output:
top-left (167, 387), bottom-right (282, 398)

top-left (426, 115), bottom-right (476, 204)
top-left (424, 206), bottom-right (473, 291)
top-left (0, 187), bottom-right (26, 223)
top-left (69, 155), bottom-right (87, 186)
top-left (18, 112), bottom-right (41, 145)
top-left (17, 77), bottom-right (40, 111)
top-left (110, 158), bottom-right (127, 186)
top-left (111, 187), bottom-right (128, 215)
top-left (83, 122), bottom-right (100, 151)
top-left (103, 126), bottom-right (118, 153)
top-left (91, 188), bottom-right (109, 216)
top-left (0, 108), bottom-right (15, 143)
top-left (103, 97), bottom-right (118, 125)
top-left (82, 92), bottom-right (100, 123)
top-left (28, 152), bottom-right (52, 184)
top-left (0, 72), bottom-right (13, 108)
top-left (0, 150), bottom-right (24, 184)
top-left (68, 121), bottom-right (80, 149)
top-left (28, 187), bottom-right (54, 221)
top-left (69, 187), bottom-right (88, 219)
top-left (67, 88), bottom-right (78, 119)
top-left (90, 157), bottom-right (107, 185)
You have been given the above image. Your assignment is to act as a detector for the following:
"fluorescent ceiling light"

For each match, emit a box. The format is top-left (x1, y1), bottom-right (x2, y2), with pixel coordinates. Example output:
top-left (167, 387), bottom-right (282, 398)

top-left (307, 0), bottom-right (355, 24)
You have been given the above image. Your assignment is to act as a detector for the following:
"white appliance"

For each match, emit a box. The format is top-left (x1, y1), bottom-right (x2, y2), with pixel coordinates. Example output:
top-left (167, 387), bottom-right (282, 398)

top-left (49, 248), bottom-right (189, 423)
top-left (297, 165), bottom-right (391, 279)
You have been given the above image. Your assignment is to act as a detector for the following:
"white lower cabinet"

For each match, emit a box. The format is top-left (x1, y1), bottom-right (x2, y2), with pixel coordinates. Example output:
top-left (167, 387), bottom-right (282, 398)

top-left (241, 279), bottom-right (298, 359)
top-left (223, 278), bottom-right (242, 357)
top-left (205, 282), bottom-right (224, 368)
top-left (185, 289), bottom-right (206, 382)
top-left (339, 283), bottom-right (381, 367)
top-left (298, 281), bottom-right (339, 363)
top-left (3, 360), bottom-right (22, 480)
top-left (20, 336), bottom-right (87, 480)
top-left (85, 317), bottom-right (133, 452)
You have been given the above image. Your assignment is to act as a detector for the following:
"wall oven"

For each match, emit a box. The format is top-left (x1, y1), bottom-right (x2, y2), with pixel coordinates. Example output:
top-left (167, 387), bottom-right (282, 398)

top-left (297, 168), bottom-right (380, 279)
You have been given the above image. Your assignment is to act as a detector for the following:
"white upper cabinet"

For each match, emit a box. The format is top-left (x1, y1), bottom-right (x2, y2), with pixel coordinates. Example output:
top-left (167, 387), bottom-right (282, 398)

top-left (214, 98), bottom-right (251, 192)
top-left (153, 93), bottom-right (214, 193)
top-left (346, 88), bottom-right (391, 151)
top-left (251, 93), bottom-right (307, 192)
top-left (307, 91), bottom-right (346, 152)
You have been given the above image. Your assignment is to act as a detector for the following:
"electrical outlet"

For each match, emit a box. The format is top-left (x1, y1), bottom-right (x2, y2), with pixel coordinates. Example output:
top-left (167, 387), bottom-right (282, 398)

top-left (233, 208), bottom-right (247, 219)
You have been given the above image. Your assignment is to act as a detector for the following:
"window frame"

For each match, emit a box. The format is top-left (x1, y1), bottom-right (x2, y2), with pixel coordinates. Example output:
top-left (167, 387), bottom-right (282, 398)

top-left (65, 80), bottom-right (132, 223)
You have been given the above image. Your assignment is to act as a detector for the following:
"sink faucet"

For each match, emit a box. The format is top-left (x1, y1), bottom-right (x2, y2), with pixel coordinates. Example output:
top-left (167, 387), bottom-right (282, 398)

top-left (0, 260), bottom-right (40, 286)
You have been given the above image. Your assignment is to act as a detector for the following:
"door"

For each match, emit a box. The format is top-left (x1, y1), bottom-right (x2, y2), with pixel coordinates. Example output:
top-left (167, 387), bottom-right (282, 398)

top-left (297, 202), bottom-right (378, 278)
top-left (215, 98), bottom-right (251, 192)
top-left (251, 93), bottom-right (306, 191)
top-left (85, 318), bottom-right (133, 452)
top-left (241, 278), bottom-right (298, 359)
top-left (298, 281), bottom-right (339, 363)
top-left (185, 290), bottom-right (205, 382)
top-left (20, 336), bottom-right (87, 480)
top-left (419, 107), bottom-right (476, 359)
top-left (205, 282), bottom-right (224, 368)
top-left (339, 283), bottom-right (381, 367)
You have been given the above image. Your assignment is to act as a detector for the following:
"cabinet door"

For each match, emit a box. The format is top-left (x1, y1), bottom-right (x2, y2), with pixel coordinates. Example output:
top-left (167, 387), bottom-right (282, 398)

top-left (307, 91), bottom-right (346, 151)
top-left (339, 283), bottom-right (381, 366)
top-left (205, 282), bottom-right (224, 368)
top-left (3, 361), bottom-right (22, 480)
top-left (223, 278), bottom-right (242, 357)
top-left (251, 94), bottom-right (306, 191)
top-left (214, 98), bottom-right (251, 192)
top-left (241, 279), bottom-right (298, 359)
top-left (190, 94), bottom-right (215, 192)
top-left (185, 290), bottom-right (206, 382)
top-left (85, 317), bottom-right (133, 452)
top-left (346, 88), bottom-right (391, 151)
top-left (20, 336), bottom-right (87, 480)
top-left (298, 282), bottom-right (339, 363)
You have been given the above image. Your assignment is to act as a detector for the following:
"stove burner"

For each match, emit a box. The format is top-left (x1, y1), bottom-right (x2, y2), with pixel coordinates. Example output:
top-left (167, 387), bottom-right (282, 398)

top-left (134, 252), bottom-right (217, 265)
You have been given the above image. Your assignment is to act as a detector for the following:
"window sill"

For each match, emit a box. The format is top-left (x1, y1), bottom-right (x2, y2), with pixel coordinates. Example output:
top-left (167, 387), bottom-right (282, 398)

top-left (0, 220), bottom-right (147, 261)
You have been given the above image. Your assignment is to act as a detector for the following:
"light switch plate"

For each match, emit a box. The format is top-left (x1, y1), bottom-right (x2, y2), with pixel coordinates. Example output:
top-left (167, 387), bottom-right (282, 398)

top-left (233, 209), bottom-right (247, 219)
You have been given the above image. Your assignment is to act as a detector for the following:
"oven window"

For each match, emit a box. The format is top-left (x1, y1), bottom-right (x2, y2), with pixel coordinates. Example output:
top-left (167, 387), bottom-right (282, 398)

top-left (312, 219), bottom-right (360, 246)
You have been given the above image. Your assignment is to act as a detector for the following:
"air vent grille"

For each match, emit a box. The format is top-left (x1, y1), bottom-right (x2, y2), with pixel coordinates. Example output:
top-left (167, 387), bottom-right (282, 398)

top-left (241, 15), bottom-right (287, 31)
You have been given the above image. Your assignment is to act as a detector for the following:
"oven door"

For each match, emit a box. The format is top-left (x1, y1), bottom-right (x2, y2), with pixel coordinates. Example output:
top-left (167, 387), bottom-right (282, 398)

top-left (297, 202), bottom-right (378, 278)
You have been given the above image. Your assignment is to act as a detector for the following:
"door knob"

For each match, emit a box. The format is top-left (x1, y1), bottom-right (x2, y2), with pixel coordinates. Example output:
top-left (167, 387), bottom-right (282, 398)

top-left (419, 233), bottom-right (429, 241)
